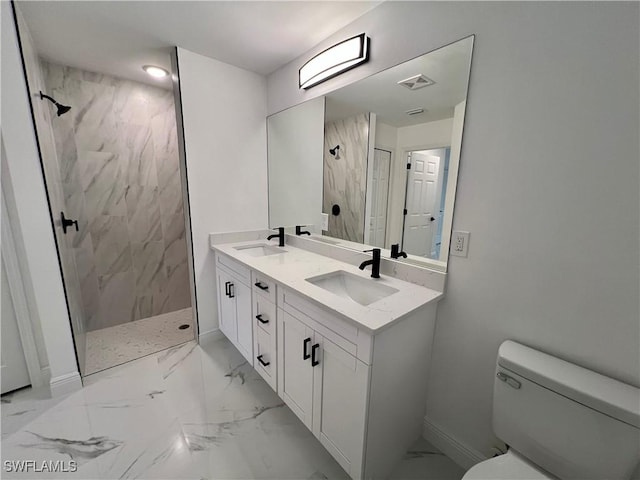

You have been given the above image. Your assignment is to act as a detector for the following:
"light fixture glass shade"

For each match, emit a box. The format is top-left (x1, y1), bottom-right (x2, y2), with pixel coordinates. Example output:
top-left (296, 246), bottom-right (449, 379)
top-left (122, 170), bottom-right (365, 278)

top-left (142, 65), bottom-right (169, 78)
top-left (299, 33), bottom-right (369, 89)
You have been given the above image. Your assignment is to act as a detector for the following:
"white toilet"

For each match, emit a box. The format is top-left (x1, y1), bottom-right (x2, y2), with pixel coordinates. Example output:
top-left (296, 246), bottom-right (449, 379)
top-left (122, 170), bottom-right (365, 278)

top-left (463, 340), bottom-right (640, 480)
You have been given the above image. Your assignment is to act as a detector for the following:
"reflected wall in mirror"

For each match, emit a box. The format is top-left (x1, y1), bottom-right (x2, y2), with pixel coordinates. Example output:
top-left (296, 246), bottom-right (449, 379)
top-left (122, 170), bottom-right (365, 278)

top-left (268, 96), bottom-right (325, 229)
top-left (267, 35), bottom-right (474, 270)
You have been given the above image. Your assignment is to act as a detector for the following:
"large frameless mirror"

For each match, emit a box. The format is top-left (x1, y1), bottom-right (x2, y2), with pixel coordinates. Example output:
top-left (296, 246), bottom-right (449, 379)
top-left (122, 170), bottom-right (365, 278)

top-left (268, 36), bottom-right (474, 271)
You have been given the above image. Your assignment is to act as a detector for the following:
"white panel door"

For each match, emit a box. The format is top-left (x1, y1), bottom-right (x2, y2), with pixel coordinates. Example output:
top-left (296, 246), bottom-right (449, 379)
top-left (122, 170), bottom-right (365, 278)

top-left (217, 269), bottom-right (237, 343)
top-left (312, 334), bottom-right (369, 478)
top-left (402, 149), bottom-right (444, 257)
top-left (368, 149), bottom-right (391, 248)
top-left (234, 280), bottom-right (253, 364)
top-left (1, 256), bottom-right (30, 394)
top-left (277, 311), bottom-right (314, 429)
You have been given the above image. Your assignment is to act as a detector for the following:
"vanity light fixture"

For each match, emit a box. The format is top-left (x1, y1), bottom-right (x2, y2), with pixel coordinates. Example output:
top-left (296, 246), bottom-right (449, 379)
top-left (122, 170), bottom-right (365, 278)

top-left (299, 33), bottom-right (370, 89)
top-left (142, 65), bottom-right (169, 78)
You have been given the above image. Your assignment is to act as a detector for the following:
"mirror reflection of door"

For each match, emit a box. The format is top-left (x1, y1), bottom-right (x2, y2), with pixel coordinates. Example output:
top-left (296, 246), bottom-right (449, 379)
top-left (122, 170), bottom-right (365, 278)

top-left (402, 148), bottom-right (448, 257)
top-left (368, 148), bottom-right (392, 247)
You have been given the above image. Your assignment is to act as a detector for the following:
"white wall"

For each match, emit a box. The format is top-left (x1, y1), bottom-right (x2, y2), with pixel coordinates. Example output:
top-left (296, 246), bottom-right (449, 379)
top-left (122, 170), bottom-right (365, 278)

top-left (268, 96), bottom-right (325, 230)
top-left (1, 1), bottom-right (81, 395)
top-left (267, 1), bottom-right (640, 463)
top-left (176, 48), bottom-right (268, 338)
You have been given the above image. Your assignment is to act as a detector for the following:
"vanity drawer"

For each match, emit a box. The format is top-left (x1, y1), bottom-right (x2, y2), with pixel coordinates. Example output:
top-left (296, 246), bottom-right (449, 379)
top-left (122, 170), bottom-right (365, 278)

top-left (216, 252), bottom-right (250, 284)
top-left (253, 293), bottom-right (276, 336)
top-left (254, 324), bottom-right (276, 391)
top-left (252, 271), bottom-right (277, 304)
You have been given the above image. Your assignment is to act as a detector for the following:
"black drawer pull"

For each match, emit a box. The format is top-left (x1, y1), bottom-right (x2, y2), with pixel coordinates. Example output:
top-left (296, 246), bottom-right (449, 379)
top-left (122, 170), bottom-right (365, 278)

top-left (303, 338), bottom-right (311, 360)
top-left (256, 314), bottom-right (269, 324)
top-left (257, 355), bottom-right (270, 367)
top-left (224, 281), bottom-right (230, 297)
top-left (254, 281), bottom-right (269, 291)
top-left (228, 283), bottom-right (235, 298)
top-left (311, 344), bottom-right (320, 367)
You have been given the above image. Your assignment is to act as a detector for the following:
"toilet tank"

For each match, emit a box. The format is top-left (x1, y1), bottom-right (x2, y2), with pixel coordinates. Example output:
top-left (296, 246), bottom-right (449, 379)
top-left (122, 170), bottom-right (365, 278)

top-left (493, 340), bottom-right (640, 479)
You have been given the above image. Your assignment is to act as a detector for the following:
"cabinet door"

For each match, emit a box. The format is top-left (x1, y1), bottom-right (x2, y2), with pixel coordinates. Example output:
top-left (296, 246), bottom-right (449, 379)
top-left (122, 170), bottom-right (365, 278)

top-left (217, 269), bottom-right (237, 343)
top-left (312, 334), bottom-right (369, 478)
top-left (277, 311), bottom-right (314, 429)
top-left (234, 280), bottom-right (253, 364)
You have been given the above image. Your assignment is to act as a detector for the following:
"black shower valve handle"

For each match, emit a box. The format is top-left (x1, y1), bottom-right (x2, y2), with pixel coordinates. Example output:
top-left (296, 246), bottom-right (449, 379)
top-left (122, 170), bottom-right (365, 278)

top-left (60, 211), bottom-right (78, 234)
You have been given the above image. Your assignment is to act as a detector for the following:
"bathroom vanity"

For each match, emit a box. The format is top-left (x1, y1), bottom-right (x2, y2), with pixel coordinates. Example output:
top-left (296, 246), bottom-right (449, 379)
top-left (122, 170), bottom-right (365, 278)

top-left (211, 238), bottom-right (443, 479)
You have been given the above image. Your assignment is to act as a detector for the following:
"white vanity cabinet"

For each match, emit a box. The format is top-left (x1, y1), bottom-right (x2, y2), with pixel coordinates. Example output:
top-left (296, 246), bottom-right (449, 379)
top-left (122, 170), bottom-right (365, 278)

top-left (213, 249), bottom-right (439, 479)
top-left (215, 254), bottom-right (253, 364)
top-left (277, 306), bottom-right (369, 478)
top-left (276, 287), bottom-right (437, 480)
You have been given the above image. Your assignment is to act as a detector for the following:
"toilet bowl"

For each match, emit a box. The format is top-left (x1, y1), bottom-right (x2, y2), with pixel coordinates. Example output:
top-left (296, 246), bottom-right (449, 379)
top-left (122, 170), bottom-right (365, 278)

top-left (461, 340), bottom-right (640, 480)
top-left (463, 450), bottom-right (553, 480)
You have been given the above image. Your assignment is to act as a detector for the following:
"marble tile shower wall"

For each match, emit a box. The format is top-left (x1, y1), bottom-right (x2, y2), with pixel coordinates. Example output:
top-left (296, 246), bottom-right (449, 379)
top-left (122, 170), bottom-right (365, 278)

top-left (323, 113), bottom-right (370, 243)
top-left (42, 63), bottom-right (191, 332)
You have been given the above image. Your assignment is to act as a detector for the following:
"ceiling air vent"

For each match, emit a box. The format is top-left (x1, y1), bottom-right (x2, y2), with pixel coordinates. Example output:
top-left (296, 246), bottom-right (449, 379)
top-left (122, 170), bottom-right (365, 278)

top-left (397, 74), bottom-right (436, 90)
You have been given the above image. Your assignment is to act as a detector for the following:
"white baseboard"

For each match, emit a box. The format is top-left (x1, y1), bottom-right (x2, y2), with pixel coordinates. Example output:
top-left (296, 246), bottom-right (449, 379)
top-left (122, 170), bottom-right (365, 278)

top-left (49, 371), bottom-right (82, 397)
top-left (423, 416), bottom-right (486, 471)
top-left (199, 328), bottom-right (225, 345)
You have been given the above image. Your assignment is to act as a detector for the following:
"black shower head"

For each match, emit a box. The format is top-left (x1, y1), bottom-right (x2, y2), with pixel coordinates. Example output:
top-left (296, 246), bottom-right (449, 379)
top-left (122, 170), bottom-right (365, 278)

top-left (56, 104), bottom-right (71, 116)
top-left (39, 91), bottom-right (71, 117)
top-left (329, 145), bottom-right (340, 159)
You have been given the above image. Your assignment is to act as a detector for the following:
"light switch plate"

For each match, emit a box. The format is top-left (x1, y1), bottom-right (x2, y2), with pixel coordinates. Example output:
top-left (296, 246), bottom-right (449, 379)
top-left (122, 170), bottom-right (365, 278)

top-left (451, 231), bottom-right (470, 257)
top-left (321, 213), bottom-right (329, 231)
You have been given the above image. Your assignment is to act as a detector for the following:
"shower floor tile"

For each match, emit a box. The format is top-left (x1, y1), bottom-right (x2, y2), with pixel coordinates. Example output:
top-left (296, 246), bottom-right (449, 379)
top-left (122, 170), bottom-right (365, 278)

top-left (84, 307), bottom-right (194, 375)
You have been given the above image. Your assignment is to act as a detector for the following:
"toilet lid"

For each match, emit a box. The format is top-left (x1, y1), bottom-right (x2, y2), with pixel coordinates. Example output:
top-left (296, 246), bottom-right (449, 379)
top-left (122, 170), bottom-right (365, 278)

top-left (462, 451), bottom-right (555, 480)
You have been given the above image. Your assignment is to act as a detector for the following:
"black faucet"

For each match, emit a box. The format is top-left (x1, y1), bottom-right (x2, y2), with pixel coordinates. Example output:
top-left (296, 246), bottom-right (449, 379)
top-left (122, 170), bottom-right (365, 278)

top-left (359, 248), bottom-right (381, 278)
top-left (296, 225), bottom-right (311, 236)
top-left (267, 227), bottom-right (285, 247)
top-left (390, 243), bottom-right (407, 259)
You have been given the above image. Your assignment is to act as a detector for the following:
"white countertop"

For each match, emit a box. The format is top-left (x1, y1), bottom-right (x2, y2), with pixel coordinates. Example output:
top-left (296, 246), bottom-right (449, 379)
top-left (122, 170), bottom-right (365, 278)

top-left (211, 240), bottom-right (443, 334)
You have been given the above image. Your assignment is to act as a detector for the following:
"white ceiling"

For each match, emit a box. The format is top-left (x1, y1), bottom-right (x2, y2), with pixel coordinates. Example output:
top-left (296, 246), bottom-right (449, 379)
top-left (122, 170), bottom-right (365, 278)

top-left (326, 36), bottom-right (473, 127)
top-left (17, 1), bottom-right (380, 88)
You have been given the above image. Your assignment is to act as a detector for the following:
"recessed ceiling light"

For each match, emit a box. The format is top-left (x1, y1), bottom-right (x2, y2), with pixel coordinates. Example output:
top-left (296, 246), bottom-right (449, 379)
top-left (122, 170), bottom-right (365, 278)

top-left (142, 65), bottom-right (169, 78)
top-left (405, 108), bottom-right (425, 116)
top-left (397, 74), bottom-right (436, 90)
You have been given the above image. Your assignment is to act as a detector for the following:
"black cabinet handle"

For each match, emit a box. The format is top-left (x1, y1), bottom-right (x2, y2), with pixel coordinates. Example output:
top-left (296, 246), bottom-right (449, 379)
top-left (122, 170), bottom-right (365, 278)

top-left (60, 211), bottom-right (78, 234)
top-left (228, 283), bottom-right (235, 298)
top-left (311, 344), bottom-right (320, 367)
top-left (257, 355), bottom-right (270, 367)
top-left (224, 281), bottom-right (230, 297)
top-left (256, 314), bottom-right (269, 324)
top-left (254, 281), bottom-right (269, 291)
top-left (303, 338), bottom-right (311, 360)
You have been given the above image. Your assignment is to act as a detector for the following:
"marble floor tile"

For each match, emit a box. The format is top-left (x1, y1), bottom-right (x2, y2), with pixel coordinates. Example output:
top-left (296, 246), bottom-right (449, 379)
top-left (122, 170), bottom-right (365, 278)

top-left (84, 308), bottom-right (195, 375)
top-left (2, 335), bottom-right (464, 480)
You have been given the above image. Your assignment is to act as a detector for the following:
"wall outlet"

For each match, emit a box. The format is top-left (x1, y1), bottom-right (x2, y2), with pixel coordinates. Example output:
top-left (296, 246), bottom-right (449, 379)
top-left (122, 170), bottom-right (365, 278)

top-left (321, 213), bottom-right (329, 231)
top-left (451, 230), bottom-right (470, 257)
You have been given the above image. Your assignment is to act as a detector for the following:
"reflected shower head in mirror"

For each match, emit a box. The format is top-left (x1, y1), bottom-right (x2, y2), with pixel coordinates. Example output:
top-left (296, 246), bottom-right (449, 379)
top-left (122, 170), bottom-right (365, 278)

top-left (39, 91), bottom-right (71, 116)
top-left (329, 145), bottom-right (341, 159)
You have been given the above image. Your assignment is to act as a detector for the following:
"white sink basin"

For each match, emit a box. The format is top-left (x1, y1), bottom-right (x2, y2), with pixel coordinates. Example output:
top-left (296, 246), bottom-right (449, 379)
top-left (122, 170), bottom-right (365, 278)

top-left (306, 270), bottom-right (399, 306)
top-left (234, 244), bottom-right (287, 257)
